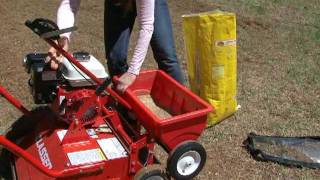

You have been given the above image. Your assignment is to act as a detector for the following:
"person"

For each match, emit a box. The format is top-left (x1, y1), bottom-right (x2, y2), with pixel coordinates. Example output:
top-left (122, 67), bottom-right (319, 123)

top-left (48, 0), bottom-right (185, 93)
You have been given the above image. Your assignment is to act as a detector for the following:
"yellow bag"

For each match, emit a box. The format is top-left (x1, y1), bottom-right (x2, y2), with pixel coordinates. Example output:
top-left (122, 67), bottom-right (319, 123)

top-left (182, 11), bottom-right (238, 126)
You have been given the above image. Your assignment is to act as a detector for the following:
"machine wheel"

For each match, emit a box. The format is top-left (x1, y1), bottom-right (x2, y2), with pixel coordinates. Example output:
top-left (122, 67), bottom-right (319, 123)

top-left (134, 165), bottom-right (167, 180)
top-left (167, 141), bottom-right (206, 180)
top-left (0, 107), bottom-right (48, 179)
top-left (9, 154), bottom-right (17, 180)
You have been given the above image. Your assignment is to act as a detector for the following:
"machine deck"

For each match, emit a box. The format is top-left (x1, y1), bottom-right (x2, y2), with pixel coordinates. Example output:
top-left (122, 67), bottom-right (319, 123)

top-left (15, 116), bottom-right (130, 180)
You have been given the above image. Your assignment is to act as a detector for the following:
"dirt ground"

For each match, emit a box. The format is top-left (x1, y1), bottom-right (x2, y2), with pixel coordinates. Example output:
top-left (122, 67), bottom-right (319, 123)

top-left (0, 0), bottom-right (320, 179)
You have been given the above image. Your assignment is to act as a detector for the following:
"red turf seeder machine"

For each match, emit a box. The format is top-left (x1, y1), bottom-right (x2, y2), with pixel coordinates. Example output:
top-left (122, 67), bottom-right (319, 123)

top-left (0, 18), bottom-right (213, 180)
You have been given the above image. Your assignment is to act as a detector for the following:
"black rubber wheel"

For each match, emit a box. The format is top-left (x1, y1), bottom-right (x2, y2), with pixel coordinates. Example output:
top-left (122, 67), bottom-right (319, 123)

top-left (0, 112), bottom-right (36, 180)
top-left (0, 107), bottom-right (49, 180)
top-left (167, 141), bottom-right (206, 180)
top-left (134, 165), bottom-right (167, 180)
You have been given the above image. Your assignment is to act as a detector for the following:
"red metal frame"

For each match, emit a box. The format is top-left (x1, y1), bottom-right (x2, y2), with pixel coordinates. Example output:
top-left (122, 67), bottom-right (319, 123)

top-left (0, 86), bottom-right (30, 116)
top-left (0, 86), bottom-right (153, 178)
top-left (0, 34), bottom-right (212, 179)
top-left (0, 38), bottom-right (139, 179)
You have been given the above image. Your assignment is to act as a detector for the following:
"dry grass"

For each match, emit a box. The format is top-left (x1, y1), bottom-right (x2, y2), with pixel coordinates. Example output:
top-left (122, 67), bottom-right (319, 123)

top-left (0, 0), bottom-right (319, 179)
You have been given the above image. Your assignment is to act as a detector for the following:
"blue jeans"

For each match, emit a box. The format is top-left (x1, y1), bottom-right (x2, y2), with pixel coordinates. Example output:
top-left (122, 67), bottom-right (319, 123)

top-left (104, 0), bottom-right (185, 84)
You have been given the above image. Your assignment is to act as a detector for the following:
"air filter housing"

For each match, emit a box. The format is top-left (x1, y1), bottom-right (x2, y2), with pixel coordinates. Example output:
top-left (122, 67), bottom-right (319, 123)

top-left (61, 52), bottom-right (109, 87)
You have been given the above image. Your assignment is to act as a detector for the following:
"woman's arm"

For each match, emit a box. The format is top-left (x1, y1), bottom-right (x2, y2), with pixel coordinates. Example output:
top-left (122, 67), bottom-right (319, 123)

top-left (127, 0), bottom-right (155, 75)
top-left (48, 0), bottom-right (80, 70)
top-left (116, 0), bottom-right (155, 92)
top-left (57, 0), bottom-right (81, 40)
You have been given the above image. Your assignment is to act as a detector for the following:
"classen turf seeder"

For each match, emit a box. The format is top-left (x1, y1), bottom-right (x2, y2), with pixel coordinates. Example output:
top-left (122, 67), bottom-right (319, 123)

top-left (0, 18), bottom-right (212, 180)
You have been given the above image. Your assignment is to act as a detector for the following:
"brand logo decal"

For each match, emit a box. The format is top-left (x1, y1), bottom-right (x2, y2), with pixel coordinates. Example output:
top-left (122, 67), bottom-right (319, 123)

top-left (35, 135), bottom-right (53, 169)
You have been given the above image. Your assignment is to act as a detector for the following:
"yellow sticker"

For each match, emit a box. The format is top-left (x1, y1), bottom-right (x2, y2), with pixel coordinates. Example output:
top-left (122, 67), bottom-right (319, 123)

top-left (212, 65), bottom-right (225, 79)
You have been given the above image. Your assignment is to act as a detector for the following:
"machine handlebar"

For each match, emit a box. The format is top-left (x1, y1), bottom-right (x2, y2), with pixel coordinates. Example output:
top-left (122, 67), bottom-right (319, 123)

top-left (25, 18), bottom-right (77, 40)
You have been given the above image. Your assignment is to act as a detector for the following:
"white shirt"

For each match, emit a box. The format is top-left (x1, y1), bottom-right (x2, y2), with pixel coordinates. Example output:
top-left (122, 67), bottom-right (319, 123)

top-left (57, 0), bottom-right (155, 75)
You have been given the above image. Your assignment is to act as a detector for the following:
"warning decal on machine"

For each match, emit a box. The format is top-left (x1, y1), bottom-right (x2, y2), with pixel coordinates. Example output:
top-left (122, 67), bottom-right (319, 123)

top-left (57, 130), bottom-right (67, 141)
top-left (97, 138), bottom-right (127, 160)
top-left (67, 149), bottom-right (106, 166)
top-left (56, 129), bottom-right (98, 142)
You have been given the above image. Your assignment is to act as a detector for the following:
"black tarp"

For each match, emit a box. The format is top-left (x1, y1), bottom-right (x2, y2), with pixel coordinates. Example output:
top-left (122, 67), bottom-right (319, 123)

top-left (244, 133), bottom-right (320, 168)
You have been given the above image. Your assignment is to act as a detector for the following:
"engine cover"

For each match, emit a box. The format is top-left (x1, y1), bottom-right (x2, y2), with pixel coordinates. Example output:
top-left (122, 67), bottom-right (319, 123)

top-left (61, 52), bottom-right (109, 87)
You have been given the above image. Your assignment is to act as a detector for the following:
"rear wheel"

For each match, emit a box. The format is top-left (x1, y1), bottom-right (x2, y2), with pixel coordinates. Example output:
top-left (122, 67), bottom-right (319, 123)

top-left (0, 149), bottom-right (13, 180)
top-left (0, 107), bottom-right (48, 179)
top-left (134, 165), bottom-right (167, 180)
top-left (167, 141), bottom-right (206, 180)
top-left (10, 157), bottom-right (17, 180)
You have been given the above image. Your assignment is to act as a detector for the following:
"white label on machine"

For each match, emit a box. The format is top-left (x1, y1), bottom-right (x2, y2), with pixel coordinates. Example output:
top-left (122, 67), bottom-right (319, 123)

top-left (57, 129), bottom-right (68, 141)
top-left (67, 149), bottom-right (106, 166)
top-left (56, 129), bottom-right (98, 142)
top-left (97, 138), bottom-right (127, 160)
top-left (86, 129), bottom-right (98, 138)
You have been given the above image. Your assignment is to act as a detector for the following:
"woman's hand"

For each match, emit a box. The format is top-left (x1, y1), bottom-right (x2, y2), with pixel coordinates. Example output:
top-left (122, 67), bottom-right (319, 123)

top-left (116, 72), bottom-right (137, 93)
top-left (47, 37), bottom-right (69, 70)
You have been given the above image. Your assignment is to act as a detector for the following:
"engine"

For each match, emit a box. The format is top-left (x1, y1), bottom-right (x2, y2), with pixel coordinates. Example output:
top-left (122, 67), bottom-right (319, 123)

top-left (23, 53), bottom-right (59, 104)
top-left (23, 52), bottom-right (109, 104)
